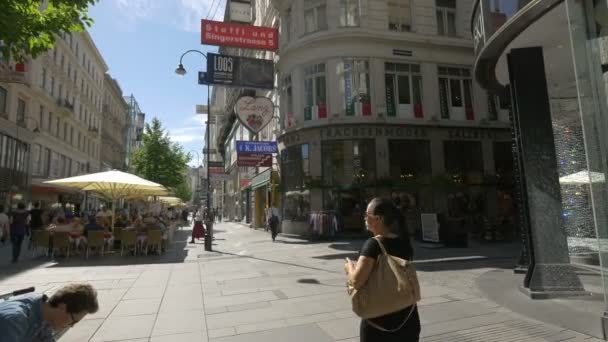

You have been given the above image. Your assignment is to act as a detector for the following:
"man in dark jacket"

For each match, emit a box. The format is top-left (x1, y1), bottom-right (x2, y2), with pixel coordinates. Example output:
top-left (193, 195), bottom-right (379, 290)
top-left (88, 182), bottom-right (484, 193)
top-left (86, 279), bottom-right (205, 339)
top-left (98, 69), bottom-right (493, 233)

top-left (10, 203), bottom-right (30, 263)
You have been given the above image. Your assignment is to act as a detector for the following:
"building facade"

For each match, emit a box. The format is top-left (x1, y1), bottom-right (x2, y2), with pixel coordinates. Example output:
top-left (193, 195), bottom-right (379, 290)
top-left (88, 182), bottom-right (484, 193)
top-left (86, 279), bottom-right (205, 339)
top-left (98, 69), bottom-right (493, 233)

top-left (269, 0), bottom-right (513, 237)
top-left (1, 30), bottom-right (108, 209)
top-left (123, 94), bottom-right (146, 169)
top-left (101, 75), bottom-right (128, 170)
top-left (215, 1), bottom-right (281, 227)
top-left (472, 0), bottom-right (608, 335)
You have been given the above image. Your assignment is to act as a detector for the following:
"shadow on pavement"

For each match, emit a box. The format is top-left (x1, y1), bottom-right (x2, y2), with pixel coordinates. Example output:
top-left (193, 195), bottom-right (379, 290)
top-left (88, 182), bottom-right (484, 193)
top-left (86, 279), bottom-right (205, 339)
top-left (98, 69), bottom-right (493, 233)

top-left (208, 250), bottom-right (343, 274)
top-left (477, 266), bottom-right (605, 339)
top-left (318, 238), bottom-right (522, 271)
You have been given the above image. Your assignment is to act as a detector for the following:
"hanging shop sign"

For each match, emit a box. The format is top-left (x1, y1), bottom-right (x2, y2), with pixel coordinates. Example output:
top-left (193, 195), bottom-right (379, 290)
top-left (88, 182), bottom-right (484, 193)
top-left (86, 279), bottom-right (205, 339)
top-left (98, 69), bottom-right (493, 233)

top-left (209, 167), bottom-right (225, 175)
top-left (240, 179), bottom-right (251, 189)
top-left (201, 19), bottom-right (278, 51)
top-left (198, 71), bottom-right (209, 85)
top-left (210, 173), bottom-right (232, 181)
top-left (236, 141), bottom-right (278, 154)
top-left (208, 161), bottom-right (224, 168)
top-left (229, 1), bottom-right (252, 23)
top-left (205, 53), bottom-right (274, 90)
top-left (237, 153), bottom-right (272, 167)
top-left (234, 96), bottom-right (274, 134)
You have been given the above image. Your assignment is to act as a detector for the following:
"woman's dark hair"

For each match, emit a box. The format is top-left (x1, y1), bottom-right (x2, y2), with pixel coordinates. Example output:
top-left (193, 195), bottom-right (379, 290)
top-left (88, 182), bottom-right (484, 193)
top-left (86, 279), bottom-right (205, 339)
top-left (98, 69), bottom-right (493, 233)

top-left (48, 283), bottom-right (99, 314)
top-left (369, 197), bottom-right (413, 258)
top-left (17, 203), bottom-right (26, 210)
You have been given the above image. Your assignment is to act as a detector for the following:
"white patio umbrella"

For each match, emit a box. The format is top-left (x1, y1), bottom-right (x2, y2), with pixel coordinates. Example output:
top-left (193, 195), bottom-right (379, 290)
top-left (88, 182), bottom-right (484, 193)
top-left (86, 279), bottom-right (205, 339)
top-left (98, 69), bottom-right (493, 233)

top-left (559, 170), bottom-right (606, 185)
top-left (44, 170), bottom-right (169, 229)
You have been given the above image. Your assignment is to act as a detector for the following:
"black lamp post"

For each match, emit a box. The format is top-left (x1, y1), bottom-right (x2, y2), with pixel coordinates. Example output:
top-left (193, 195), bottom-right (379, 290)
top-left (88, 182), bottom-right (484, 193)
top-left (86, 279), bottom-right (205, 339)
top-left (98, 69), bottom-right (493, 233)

top-left (175, 50), bottom-right (213, 251)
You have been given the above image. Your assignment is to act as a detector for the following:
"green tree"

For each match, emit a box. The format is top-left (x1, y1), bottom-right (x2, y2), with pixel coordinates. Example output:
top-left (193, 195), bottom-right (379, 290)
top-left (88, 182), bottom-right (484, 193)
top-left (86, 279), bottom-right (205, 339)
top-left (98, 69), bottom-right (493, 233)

top-left (173, 180), bottom-right (193, 203)
top-left (0, 0), bottom-right (98, 61)
top-left (131, 118), bottom-right (192, 193)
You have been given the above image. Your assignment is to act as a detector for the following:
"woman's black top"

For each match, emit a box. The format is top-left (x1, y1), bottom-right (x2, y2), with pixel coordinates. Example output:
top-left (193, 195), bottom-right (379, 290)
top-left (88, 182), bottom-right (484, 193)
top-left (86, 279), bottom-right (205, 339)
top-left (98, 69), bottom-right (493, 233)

top-left (359, 236), bottom-right (415, 328)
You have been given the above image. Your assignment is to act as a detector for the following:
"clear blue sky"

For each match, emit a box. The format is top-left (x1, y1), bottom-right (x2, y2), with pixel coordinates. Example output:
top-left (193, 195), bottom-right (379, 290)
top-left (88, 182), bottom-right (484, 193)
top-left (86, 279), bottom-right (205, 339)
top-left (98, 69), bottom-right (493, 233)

top-left (88, 0), bottom-right (225, 166)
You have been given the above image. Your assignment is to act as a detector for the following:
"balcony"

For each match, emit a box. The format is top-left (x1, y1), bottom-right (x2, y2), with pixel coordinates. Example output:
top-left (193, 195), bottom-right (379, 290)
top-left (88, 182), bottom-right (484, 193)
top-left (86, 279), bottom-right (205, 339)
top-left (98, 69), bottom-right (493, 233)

top-left (56, 99), bottom-right (74, 116)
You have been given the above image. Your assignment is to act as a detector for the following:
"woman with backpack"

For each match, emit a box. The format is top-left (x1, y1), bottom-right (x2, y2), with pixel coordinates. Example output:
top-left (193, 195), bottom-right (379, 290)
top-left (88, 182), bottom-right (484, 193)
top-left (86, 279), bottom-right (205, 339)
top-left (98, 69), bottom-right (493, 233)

top-left (344, 197), bottom-right (421, 341)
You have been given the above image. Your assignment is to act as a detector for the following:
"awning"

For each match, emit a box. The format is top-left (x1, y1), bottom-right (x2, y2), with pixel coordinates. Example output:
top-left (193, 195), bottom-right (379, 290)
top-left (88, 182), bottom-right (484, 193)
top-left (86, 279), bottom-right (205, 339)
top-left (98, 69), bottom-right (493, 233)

top-left (31, 179), bottom-right (83, 194)
top-left (251, 169), bottom-right (272, 190)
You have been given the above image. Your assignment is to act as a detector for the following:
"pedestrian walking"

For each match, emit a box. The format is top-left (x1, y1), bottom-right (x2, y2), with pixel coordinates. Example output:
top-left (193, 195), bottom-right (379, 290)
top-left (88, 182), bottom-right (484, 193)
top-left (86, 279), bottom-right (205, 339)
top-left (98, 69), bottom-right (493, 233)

top-left (0, 205), bottom-right (9, 245)
top-left (268, 205), bottom-right (280, 242)
top-left (0, 282), bottom-right (99, 342)
top-left (28, 202), bottom-right (45, 249)
top-left (344, 197), bottom-right (421, 342)
top-left (9, 203), bottom-right (30, 263)
top-left (190, 218), bottom-right (205, 244)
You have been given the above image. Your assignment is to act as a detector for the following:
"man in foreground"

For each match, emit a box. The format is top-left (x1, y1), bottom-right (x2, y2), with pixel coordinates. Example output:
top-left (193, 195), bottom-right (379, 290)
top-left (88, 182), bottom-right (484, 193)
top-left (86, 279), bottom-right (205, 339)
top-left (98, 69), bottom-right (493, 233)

top-left (0, 283), bottom-right (99, 342)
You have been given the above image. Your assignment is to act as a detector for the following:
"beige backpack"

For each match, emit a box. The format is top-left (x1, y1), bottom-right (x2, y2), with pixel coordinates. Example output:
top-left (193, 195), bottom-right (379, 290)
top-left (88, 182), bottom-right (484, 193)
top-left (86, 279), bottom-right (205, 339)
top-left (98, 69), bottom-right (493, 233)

top-left (348, 237), bottom-right (421, 330)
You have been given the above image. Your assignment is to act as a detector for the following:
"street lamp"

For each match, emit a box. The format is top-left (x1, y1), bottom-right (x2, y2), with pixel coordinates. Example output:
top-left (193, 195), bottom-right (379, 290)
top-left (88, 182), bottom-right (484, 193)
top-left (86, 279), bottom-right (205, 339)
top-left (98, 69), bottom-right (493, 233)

top-left (175, 49), bottom-right (213, 251)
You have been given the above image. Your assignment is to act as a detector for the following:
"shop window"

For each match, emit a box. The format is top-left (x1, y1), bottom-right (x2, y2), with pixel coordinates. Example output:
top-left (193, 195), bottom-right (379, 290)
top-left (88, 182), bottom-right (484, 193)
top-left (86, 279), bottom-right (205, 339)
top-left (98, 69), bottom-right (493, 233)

top-left (436, 0), bottom-right (457, 37)
top-left (304, 63), bottom-right (327, 120)
top-left (444, 141), bottom-right (484, 183)
top-left (389, 140), bottom-right (431, 180)
top-left (0, 86), bottom-right (6, 116)
top-left (385, 62), bottom-right (423, 118)
top-left (322, 140), bottom-right (376, 187)
top-left (493, 141), bottom-right (513, 184)
top-left (438, 66), bottom-right (474, 120)
top-left (388, 0), bottom-right (412, 32)
top-left (282, 144), bottom-right (310, 222)
top-left (340, 59), bottom-right (371, 116)
top-left (304, 0), bottom-right (327, 34)
top-left (340, 0), bottom-right (359, 27)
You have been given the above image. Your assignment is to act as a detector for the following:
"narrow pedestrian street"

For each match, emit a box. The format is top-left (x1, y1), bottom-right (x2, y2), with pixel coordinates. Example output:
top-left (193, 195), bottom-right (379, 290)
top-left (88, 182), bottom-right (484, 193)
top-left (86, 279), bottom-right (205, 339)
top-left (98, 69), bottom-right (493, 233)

top-left (0, 222), bottom-right (602, 341)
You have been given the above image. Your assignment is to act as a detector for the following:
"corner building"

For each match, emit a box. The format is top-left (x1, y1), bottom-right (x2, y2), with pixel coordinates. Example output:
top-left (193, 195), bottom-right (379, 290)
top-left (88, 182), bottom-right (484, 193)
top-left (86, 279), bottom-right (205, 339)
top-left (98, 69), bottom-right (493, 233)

top-left (271, 0), bottom-right (514, 236)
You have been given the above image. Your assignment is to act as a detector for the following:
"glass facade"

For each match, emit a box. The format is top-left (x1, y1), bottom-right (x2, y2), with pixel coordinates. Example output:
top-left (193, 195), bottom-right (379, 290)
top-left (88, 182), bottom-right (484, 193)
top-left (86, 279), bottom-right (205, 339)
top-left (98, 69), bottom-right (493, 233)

top-left (473, 0), bottom-right (608, 330)
top-left (566, 0), bottom-right (608, 323)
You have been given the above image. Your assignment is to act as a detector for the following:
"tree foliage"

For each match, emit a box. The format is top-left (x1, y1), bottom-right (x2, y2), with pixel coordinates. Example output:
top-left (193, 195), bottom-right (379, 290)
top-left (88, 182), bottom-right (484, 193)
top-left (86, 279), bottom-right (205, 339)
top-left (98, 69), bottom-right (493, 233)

top-left (131, 118), bottom-right (192, 201)
top-left (0, 0), bottom-right (98, 61)
top-left (173, 181), bottom-right (193, 203)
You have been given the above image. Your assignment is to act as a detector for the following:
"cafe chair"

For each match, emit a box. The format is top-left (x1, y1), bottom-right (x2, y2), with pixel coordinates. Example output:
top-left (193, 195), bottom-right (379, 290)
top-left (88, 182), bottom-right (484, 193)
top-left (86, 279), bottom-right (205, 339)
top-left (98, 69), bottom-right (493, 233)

top-left (113, 227), bottom-right (123, 249)
top-left (86, 231), bottom-right (105, 258)
top-left (51, 232), bottom-right (71, 259)
top-left (31, 230), bottom-right (50, 257)
top-left (121, 230), bottom-right (137, 256)
top-left (145, 230), bottom-right (162, 256)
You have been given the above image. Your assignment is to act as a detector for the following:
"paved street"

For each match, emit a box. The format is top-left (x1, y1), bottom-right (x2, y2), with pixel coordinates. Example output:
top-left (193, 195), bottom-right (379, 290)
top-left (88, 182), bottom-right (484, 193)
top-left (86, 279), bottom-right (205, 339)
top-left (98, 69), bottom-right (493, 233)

top-left (0, 222), bottom-right (603, 341)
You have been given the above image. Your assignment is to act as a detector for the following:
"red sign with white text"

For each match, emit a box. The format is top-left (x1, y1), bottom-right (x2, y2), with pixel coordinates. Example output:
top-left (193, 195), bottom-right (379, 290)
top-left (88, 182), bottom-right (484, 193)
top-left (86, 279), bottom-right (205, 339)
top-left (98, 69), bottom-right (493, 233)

top-left (201, 19), bottom-right (278, 51)
top-left (237, 153), bottom-right (272, 167)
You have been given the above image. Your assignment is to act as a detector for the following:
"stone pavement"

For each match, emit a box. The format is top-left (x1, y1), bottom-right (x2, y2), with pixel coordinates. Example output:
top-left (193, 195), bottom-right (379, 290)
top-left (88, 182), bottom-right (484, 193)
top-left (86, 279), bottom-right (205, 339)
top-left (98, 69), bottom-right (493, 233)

top-left (0, 222), bottom-right (604, 341)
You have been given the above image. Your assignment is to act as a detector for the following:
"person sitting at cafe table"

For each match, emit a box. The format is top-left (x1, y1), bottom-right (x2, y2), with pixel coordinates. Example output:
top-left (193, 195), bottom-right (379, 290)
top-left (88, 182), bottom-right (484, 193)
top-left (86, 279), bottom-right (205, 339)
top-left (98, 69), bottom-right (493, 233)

top-left (84, 216), bottom-right (105, 238)
top-left (48, 218), bottom-right (76, 233)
